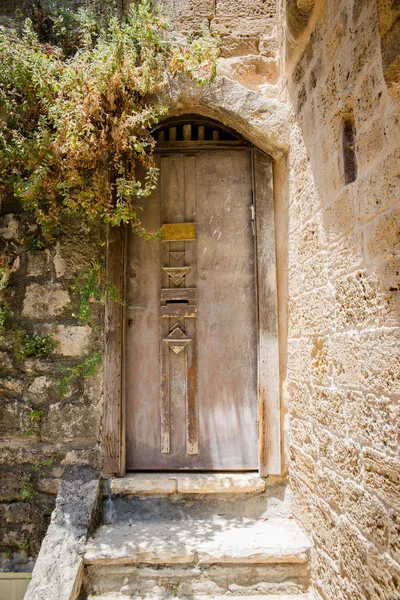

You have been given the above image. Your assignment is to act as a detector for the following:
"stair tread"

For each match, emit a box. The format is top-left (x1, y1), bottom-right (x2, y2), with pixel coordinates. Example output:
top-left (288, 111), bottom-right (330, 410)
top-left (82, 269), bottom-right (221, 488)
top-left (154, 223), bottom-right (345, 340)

top-left (85, 516), bottom-right (311, 566)
top-left (87, 595), bottom-right (313, 600)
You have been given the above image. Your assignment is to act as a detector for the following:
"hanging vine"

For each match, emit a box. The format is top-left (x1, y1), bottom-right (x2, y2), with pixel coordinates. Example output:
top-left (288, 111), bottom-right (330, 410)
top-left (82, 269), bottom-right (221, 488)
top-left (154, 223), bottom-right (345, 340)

top-left (0, 0), bottom-right (219, 239)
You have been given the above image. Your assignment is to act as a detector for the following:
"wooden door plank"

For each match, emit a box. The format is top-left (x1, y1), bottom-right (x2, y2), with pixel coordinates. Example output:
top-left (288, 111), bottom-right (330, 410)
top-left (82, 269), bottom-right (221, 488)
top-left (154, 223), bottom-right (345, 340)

top-left (104, 225), bottom-right (125, 475)
top-left (160, 305), bottom-right (197, 318)
top-left (160, 320), bottom-right (171, 453)
top-left (253, 148), bottom-right (281, 476)
top-left (186, 319), bottom-right (199, 455)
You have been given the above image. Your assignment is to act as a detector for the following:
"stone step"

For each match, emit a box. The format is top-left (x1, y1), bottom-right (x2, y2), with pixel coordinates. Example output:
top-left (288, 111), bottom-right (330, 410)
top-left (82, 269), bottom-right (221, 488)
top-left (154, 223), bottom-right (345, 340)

top-left (108, 472), bottom-right (266, 496)
top-left (82, 517), bottom-right (311, 597)
top-left (84, 517), bottom-right (311, 566)
top-left (86, 594), bottom-right (313, 600)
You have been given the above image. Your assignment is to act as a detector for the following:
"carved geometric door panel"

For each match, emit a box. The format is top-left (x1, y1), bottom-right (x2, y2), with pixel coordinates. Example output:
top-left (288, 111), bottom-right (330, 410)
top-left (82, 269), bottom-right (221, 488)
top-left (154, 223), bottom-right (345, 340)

top-left (125, 150), bottom-right (258, 470)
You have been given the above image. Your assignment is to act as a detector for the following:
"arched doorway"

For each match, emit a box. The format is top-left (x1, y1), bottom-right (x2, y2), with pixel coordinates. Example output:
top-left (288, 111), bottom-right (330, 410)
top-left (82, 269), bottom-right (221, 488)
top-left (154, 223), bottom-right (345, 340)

top-left (103, 116), bottom-right (281, 475)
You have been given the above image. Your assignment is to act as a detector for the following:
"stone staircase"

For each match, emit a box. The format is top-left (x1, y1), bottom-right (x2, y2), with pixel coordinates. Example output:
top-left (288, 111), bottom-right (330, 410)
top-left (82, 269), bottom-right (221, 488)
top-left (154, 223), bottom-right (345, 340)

top-left (80, 474), bottom-right (313, 600)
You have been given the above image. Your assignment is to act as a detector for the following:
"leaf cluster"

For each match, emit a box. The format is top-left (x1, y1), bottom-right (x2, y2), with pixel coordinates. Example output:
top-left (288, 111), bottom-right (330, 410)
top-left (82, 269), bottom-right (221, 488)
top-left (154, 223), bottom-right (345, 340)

top-left (58, 350), bottom-right (102, 397)
top-left (72, 261), bottom-right (121, 323)
top-left (13, 327), bottom-right (57, 360)
top-left (0, 1), bottom-right (219, 238)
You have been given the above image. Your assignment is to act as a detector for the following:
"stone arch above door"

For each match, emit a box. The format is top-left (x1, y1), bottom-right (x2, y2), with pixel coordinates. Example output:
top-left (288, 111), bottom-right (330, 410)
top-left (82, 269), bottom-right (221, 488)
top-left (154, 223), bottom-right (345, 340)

top-left (103, 115), bottom-right (281, 477)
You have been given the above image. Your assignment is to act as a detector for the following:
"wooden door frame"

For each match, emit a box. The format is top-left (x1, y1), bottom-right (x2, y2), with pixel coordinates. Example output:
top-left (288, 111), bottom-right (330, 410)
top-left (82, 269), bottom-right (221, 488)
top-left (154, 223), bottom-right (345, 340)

top-left (103, 146), bottom-right (281, 477)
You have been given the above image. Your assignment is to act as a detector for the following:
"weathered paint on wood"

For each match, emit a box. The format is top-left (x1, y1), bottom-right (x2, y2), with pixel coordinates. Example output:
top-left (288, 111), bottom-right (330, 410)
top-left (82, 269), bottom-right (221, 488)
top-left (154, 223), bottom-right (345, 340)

top-left (103, 224), bottom-right (125, 475)
top-left (161, 222), bottom-right (196, 241)
top-left (253, 148), bottom-right (281, 476)
top-left (126, 150), bottom-right (258, 470)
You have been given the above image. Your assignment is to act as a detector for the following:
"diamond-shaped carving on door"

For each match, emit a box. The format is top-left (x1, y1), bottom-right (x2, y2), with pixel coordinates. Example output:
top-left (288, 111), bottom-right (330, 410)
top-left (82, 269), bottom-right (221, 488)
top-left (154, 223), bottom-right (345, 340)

top-left (163, 324), bottom-right (191, 355)
top-left (162, 266), bottom-right (190, 286)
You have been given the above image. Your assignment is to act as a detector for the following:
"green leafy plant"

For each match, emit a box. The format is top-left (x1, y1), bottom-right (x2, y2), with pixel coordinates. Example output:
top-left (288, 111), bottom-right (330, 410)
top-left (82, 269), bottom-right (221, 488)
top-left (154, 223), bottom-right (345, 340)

top-left (13, 327), bottom-right (57, 361)
top-left (171, 581), bottom-right (180, 597)
top-left (19, 486), bottom-right (36, 501)
top-left (44, 506), bottom-right (54, 516)
top-left (20, 542), bottom-right (30, 553)
top-left (0, 266), bottom-right (10, 342)
top-left (0, 1), bottom-right (219, 239)
top-left (32, 455), bottom-right (54, 471)
top-left (72, 261), bottom-right (121, 323)
top-left (58, 350), bottom-right (102, 397)
top-left (29, 409), bottom-right (44, 423)
top-left (4, 549), bottom-right (12, 559)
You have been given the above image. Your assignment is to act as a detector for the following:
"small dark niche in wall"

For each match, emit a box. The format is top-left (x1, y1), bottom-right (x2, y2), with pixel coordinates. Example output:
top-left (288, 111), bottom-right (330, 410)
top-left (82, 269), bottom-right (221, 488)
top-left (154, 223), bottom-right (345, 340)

top-left (342, 116), bottom-right (358, 185)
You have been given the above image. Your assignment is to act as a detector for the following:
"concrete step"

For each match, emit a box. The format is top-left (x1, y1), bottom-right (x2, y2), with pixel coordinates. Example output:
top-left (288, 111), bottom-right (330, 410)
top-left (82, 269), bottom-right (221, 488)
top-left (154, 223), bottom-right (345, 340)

top-left (83, 517), bottom-right (311, 598)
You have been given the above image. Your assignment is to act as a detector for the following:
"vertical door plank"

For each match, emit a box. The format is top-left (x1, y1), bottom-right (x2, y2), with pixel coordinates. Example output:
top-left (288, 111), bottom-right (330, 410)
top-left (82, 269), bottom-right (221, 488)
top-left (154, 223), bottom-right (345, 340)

top-left (185, 319), bottom-right (199, 455)
top-left (104, 224), bottom-right (125, 475)
top-left (160, 319), bottom-right (171, 453)
top-left (253, 148), bottom-right (281, 476)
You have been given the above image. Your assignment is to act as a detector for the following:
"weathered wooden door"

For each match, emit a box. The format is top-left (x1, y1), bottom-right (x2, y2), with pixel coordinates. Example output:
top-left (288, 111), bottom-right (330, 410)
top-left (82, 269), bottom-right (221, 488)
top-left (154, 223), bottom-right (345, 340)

top-left (125, 148), bottom-right (259, 470)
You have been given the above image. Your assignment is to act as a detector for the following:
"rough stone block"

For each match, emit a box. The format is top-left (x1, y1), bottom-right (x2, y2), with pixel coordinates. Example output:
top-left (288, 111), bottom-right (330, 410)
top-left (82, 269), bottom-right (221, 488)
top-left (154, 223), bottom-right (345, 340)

top-left (0, 351), bottom-right (13, 372)
top-left (0, 502), bottom-right (31, 524)
top-left (331, 332), bottom-right (361, 388)
top-left (311, 336), bottom-right (332, 386)
top-left (359, 329), bottom-right (400, 396)
top-left (211, 17), bottom-right (275, 36)
top-left (312, 498), bottom-right (339, 559)
top-left (302, 252), bottom-right (329, 293)
top-left (41, 402), bottom-right (101, 443)
top-left (314, 549), bottom-right (347, 600)
top-left (338, 518), bottom-right (369, 596)
top-left (297, 213), bottom-right (327, 264)
top-left (289, 445), bottom-right (316, 487)
top-left (324, 436), bottom-right (362, 481)
top-left (215, 0), bottom-right (276, 18)
top-left (51, 325), bottom-right (92, 357)
top-left (323, 185), bottom-right (355, 243)
top-left (25, 376), bottom-right (54, 407)
top-left (287, 337), bottom-right (312, 383)
top-left (220, 35), bottom-right (260, 58)
top-left (286, 380), bottom-right (312, 418)
top-left (0, 471), bottom-right (32, 502)
top-left (366, 543), bottom-right (400, 599)
top-left (289, 417), bottom-right (316, 457)
top-left (316, 468), bottom-right (345, 512)
top-left (364, 206), bottom-right (400, 261)
top-left (326, 232), bottom-right (363, 279)
top-left (0, 214), bottom-right (20, 242)
top-left (289, 286), bottom-right (335, 336)
top-left (355, 147), bottom-right (400, 223)
top-left (26, 250), bottom-right (51, 278)
top-left (344, 480), bottom-right (389, 548)
top-left (22, 283), bottom-right (70, 319)
top-left (345, 391), bottom-right (398, 454)
top-left (61, 446), bottom-right (102, 470)
top-left (388, 508), bottom-right (400, 564)
top-left (363, 448), bottom-right (400, 509)
top-left (0, 377), bottom-right (24, 395)
top-left (25, 465), bottom-right (100, 600)
top-left (0, 398), bottom-right (33, 438)
top-left (312, 387), bottom-right (345, 437)
top-left (335, 270), bottom-right (387, 329)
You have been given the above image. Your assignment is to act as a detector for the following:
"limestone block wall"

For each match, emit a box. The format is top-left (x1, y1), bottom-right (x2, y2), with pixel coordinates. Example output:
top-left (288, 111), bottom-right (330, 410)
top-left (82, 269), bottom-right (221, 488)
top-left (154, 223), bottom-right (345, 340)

top-left (0, 205), bottom-right (104, 560)
top-left (156, 0), bottom-right (281, 90)
top-left (285, 0), bottom-right (400, 597)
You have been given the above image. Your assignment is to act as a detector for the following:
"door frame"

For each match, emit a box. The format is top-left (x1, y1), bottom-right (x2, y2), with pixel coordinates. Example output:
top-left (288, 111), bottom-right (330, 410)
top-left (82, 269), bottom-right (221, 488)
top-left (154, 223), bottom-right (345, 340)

top-left (103, 145), bottom-right (281, 477)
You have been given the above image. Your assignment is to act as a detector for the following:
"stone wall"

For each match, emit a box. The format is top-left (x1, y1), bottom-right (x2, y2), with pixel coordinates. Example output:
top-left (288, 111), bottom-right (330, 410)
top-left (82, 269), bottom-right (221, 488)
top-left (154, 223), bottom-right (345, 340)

top-left (0, 204), bottom-right (104, 561)
top-left (285, 0), bottom-right (400, 598)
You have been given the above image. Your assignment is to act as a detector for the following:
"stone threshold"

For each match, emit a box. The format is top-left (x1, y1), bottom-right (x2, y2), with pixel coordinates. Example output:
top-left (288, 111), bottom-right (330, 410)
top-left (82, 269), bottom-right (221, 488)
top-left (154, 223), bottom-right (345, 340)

top-left (108, 472), bottom-right (266, 495)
